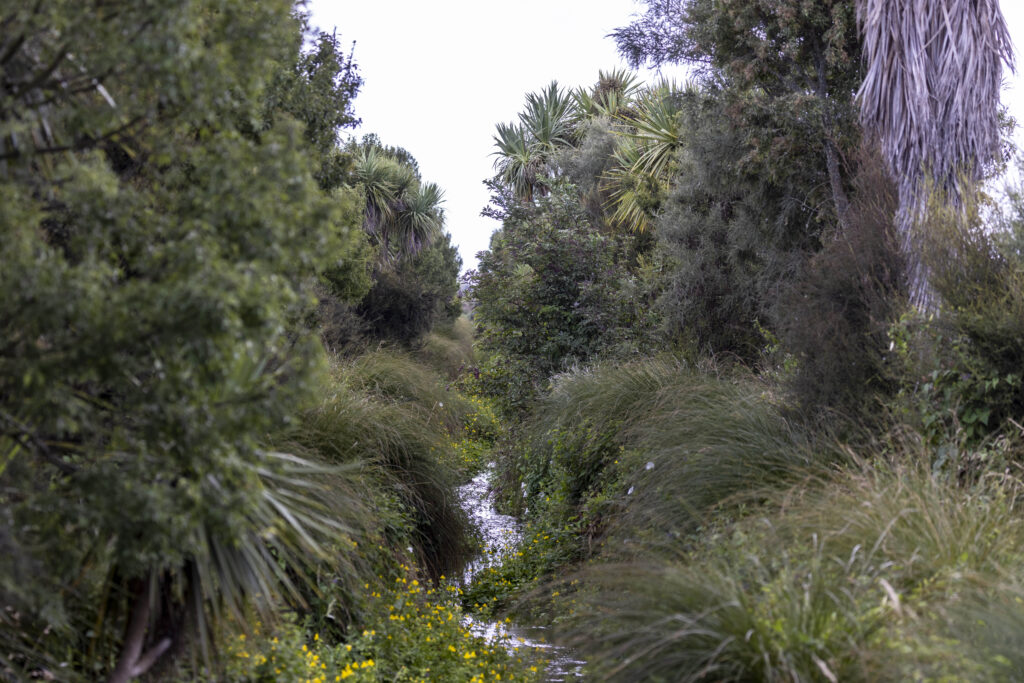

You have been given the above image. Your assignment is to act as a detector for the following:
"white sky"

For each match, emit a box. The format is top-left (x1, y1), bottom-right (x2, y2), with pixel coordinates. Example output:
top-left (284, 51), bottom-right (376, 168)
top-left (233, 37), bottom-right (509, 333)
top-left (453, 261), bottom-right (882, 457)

top-left (309, 0), bottom-right (1024, 273)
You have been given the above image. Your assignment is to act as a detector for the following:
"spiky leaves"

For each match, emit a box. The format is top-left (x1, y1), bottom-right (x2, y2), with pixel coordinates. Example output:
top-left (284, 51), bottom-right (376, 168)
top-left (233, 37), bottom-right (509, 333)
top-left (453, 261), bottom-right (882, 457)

top-left (603, 137), bottom-right (665, 234)
top-left (856, 0), bottom-right (1015, 306)
top-left (353, 145), bottom-right (444, 264)
top-left (398, 181), bottom-right (446, 255)
top-left (600, 82), bottom-right (688, 233)
top-left (492, 122), bottom-right (544, 202)
top-left (572, 68), bottom-right (643, 123)
top-left (520, 81), bottom-right (575, 155)
top-left (491, 82), bottom-right (576, 201)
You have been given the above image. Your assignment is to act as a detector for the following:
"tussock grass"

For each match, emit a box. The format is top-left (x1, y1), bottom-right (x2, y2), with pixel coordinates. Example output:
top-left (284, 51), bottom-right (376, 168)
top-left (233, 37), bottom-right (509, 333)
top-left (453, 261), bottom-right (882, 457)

top-left (500, 356), bottom-right (838, 535)
top-left (415, 315), bottom-right (476, 379)
top-left (567, 464), bottom-right (1024, 681)
top-left (618, 374), bottom-right (841, 546)
top-left (503, 356), bottom-right (693, 515)
top-left (283, 354), bottom-right (473, 581)
top-left (345, 349), bottom-right (474, 434)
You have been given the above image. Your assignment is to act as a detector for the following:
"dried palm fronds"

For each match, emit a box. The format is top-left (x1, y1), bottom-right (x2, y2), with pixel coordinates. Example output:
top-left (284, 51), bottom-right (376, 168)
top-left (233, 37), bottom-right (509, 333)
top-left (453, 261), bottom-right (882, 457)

top-left (856, 0), bottom-right (1014, 306)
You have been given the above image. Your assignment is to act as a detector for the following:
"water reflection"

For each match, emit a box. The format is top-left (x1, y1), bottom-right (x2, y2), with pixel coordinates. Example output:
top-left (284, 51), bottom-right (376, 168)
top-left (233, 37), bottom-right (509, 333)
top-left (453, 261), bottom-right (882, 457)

top-left (458, 468), bottom-right (584, 681)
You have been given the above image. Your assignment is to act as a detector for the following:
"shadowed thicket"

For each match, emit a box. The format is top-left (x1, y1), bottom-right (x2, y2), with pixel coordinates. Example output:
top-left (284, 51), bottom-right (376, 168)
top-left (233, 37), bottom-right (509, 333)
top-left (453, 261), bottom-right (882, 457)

top-left (414, 316), bottom-right (476, 380)
top-left (777, 144), bottom-right (906, 420)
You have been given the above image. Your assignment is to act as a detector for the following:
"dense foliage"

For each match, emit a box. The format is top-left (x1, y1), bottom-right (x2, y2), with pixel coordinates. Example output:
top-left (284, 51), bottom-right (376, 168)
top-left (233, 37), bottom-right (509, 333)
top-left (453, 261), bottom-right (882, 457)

top-left (463, 1), bottom-right (1024, 680)
top-left (471, 181), bottom-right (656, 415)
top-left (0, 3), bottom-right (478, 680)
top-left (4, 0), bottom-right (1022, 680)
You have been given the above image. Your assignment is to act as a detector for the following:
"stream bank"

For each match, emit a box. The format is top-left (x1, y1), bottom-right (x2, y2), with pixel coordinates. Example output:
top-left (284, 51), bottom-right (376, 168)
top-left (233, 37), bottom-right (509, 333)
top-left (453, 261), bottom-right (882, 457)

top-left (459, 467), bottom-right (585, 681)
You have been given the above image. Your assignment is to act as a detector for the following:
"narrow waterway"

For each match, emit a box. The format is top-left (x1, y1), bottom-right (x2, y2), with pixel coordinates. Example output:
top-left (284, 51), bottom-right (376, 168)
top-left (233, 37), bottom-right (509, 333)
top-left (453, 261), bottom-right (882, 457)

top-left (458, 467), bottom-right (584, 681)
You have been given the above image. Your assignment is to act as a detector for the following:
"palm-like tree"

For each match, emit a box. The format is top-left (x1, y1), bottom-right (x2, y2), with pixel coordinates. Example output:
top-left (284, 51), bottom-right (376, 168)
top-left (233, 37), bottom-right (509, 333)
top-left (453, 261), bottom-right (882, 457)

top-left (519, 81), bottom-right (575, 156)
top-left (572, 68), bottom-right (642, 123)
top-left (353, 146), bottom-right (444, 263)
top-left (623, 82), bottom-right (688, 180)
top-left (491, 81), bottom-right (576, 201)
top-left (396, 181), bottom-right (445, 256)
top-left (603, 137), bottom-right (666, 233)
top-left (601, 82), bottom-right (689, 233)
top-left (492, 122), bottom-right (544, 201)
top-left (856, 0), bottom-right (1014, 305)
top-left (354, 146), bottom-right (400, 235)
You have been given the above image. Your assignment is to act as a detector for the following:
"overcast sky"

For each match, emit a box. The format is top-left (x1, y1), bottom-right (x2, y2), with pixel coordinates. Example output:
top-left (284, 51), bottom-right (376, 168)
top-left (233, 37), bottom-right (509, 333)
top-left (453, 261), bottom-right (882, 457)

top-left (309, 1), bottom-right (1024, 272)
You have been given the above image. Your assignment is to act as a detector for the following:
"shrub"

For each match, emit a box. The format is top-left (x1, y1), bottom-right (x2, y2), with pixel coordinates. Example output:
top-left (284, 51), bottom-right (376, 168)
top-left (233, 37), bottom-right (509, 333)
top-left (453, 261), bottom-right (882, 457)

top-left (471, 180), bottom-right (658, 416)
top-left (777, 145), bottom-right (907, 420)
top-left (891, 178), bottom-right (1024, 467)
top-left (357, 233), bottom-right (462, 346)
top-left (567, 465), bottom-right (1024, 681)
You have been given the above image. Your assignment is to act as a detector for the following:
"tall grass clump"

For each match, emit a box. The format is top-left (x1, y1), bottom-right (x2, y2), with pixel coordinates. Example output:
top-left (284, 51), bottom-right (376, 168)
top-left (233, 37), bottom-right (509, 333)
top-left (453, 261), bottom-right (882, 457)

top-left (283, 354), bottom-right (473, 583)
top-left (483, 355), bottom-right (840, 609)
top-left (507, 355), bottom-right (691, 509)
top-left (615, 376), bottom-right (850, 554)
top-left (568, 464), bottom-right (1024, 681)
top-left (415, 315), bottom-right (476, 379)
top-left (346, 349), bottom-right (475, 434)
top-left (499, 356), bottom-right (837, 540)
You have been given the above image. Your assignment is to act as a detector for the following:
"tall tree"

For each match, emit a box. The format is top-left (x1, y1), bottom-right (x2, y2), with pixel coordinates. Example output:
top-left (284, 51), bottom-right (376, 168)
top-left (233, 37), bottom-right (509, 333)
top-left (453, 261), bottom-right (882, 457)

top-left (613, 0), bottom-right (861, 230)
top-left (0, 3), bottom-right (364, 678)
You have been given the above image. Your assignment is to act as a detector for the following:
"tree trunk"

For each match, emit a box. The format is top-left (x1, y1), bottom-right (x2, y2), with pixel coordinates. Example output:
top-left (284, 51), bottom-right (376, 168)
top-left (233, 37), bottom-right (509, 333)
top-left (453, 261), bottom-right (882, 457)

top-left (824, 135), bottom-right (850, 233)
top-left (107, 577), bottom-right (172, 683)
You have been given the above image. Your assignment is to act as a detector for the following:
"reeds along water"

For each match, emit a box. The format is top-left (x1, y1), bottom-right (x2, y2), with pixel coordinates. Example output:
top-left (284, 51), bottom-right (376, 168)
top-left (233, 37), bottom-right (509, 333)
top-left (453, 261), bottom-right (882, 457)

top-left (510, 356), bottom-right (1024, 680)
top-left (284, 350), bottom-right (475, 580)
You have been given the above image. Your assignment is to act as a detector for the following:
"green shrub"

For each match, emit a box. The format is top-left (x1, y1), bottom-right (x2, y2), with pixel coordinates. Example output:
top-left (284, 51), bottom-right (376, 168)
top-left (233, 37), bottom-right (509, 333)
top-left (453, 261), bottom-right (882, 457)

top-left (777, 145), bottom-right (906, 420)
top-left (357, 233), bottom-right (462, 346)
top-left (890, 182), bottom-right (1024, 470)
top-left (567, 465), bottom-right (1024, 681)
top-left (471, 180), bottom-right (658, 417)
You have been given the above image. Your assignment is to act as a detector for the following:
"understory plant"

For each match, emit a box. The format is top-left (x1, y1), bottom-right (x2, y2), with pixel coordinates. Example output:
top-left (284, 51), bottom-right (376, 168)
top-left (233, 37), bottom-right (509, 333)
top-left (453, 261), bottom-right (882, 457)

top-left (566, 463), bottom-right (1024, 681)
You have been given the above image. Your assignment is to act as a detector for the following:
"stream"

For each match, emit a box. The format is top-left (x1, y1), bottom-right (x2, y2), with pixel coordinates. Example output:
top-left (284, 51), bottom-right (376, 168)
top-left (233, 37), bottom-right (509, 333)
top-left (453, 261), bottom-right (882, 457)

top-left (458, 467), bottom-right (585, 681)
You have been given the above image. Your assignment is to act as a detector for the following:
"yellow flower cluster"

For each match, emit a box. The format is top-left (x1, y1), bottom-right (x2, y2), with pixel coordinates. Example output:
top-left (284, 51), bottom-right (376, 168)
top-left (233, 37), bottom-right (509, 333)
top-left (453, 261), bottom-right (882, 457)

top-left (346, 569), bottom-right (542, 682)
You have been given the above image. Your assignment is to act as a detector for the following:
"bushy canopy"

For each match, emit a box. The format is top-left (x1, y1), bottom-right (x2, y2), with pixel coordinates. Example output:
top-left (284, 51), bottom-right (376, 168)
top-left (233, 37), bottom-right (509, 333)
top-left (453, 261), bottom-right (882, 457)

top-left (0, 2), bottom-right (367, 677)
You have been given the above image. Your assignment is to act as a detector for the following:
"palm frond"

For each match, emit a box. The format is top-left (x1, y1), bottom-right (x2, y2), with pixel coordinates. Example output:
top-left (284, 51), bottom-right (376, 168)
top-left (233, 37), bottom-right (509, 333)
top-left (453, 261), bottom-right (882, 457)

top-left (519, 80), bottom-right (575, 154)
top-left (395, 181), bottom-right (445, 256)
top-left (492, 122), bottom-right (542, 201)
top-left (602, 138), bottom-right (665, 233)
top-left (623, 82), bottom-right (691, 179)
top-left (571, 68), bottom-right (643, 122)
top-left (856, 0), bottom-right (1015, 306)
top-left (353, 147), bottom-right (398, 234)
